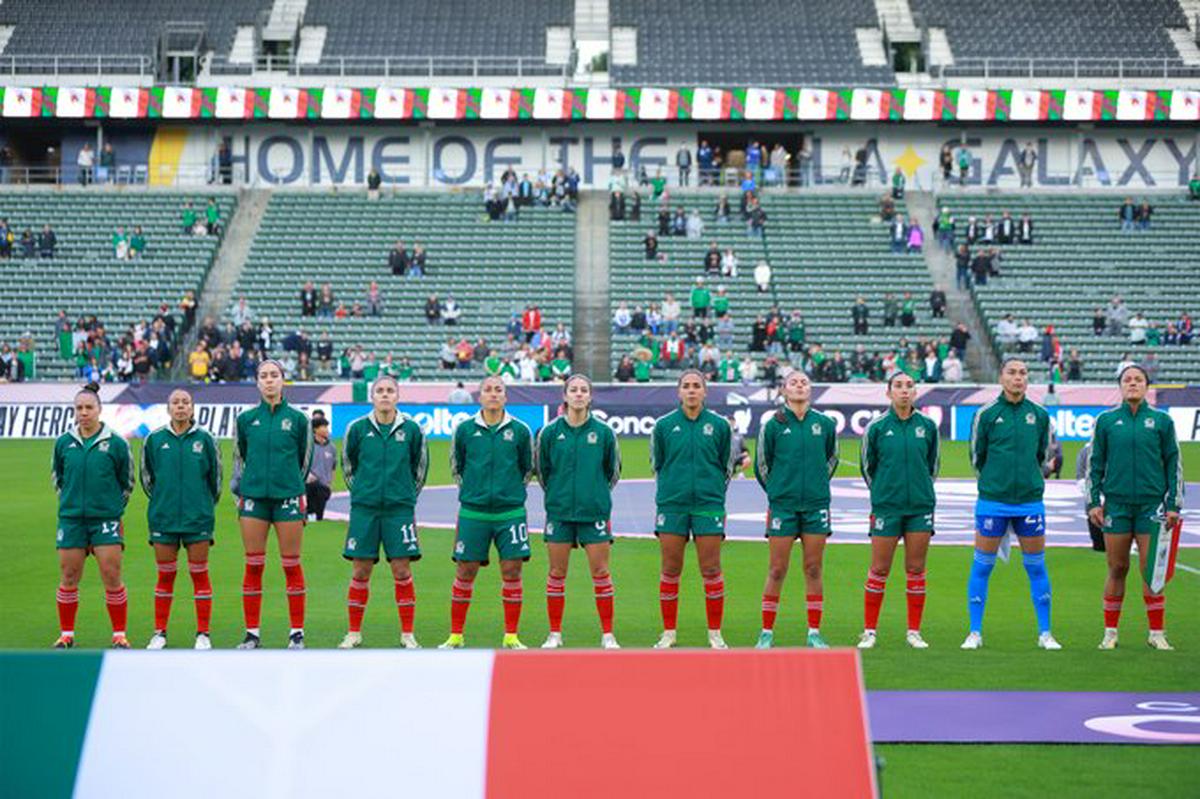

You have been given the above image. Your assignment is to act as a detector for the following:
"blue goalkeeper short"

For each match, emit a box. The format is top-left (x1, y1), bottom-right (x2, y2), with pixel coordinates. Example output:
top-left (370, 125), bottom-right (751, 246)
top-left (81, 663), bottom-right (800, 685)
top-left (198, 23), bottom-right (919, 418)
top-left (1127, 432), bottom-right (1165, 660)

top-left (975, 499), bottom-right (1045, 538)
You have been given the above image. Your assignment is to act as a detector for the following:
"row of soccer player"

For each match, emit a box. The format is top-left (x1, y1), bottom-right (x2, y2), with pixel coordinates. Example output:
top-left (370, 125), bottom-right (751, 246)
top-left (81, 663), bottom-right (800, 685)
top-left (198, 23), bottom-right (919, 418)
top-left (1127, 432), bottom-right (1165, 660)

top-left (51, 358), bottom-right (1182, 651)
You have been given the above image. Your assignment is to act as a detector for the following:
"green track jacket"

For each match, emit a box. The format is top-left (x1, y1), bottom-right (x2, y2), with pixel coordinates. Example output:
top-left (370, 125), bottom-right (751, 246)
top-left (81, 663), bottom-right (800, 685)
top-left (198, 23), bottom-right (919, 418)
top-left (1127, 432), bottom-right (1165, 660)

top-left (342, 411), bottom-right (428, 509)
top-left (140, 423), bottom-right (222, 533)
top-left (1086, 401), bottom-right (1183, 512)
top-left (231, 400), bottom-right (312, 500)
top-left (755, 406), bottom-right (838, 510)
top-left (535, 413), bottom-right (620, 522)
top-left (450, 411), bottom-right (534, 516)
top-left (860, 409), bottom-right (940, 516)
top-left (970, 394), bottom-right (1051, 504)
top-left (651, 406), bottom-right (735, 513)
top-left (53, 424), bottom-right (133, 520)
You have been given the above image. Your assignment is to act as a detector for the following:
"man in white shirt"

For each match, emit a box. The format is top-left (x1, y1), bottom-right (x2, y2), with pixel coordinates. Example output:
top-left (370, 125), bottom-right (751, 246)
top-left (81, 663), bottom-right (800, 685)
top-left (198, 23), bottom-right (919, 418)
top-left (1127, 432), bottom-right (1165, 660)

top-left (996, 314), bottom-right (1019, 349)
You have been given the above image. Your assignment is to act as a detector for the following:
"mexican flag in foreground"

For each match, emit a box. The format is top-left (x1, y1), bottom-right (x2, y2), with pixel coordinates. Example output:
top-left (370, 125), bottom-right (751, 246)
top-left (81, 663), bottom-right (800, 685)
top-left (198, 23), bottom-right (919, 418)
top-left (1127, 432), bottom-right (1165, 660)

top-left (3, 650), bottom-right (875, 799)
top-left (1144, 517), bottom-right (1183, 594)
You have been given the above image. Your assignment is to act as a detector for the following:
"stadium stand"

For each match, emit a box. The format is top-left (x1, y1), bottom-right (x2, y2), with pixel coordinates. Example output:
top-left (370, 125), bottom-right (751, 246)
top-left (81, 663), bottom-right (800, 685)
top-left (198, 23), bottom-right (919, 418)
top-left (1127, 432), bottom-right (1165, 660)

top-left (608, 0), bottom-right (895, 86)
top-left (0, 192), bottom-right (235, 380)
top-left (229, 193), bottom-right (575, 381)
top-left (610, 193), bottom-right (949, 381)
top-left (944, 193), bottom-right (1200, 383)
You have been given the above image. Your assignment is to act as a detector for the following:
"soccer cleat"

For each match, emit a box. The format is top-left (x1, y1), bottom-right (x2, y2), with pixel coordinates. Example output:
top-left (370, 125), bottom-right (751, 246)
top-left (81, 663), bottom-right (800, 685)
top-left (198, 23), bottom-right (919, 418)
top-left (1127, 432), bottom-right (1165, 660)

top-left (806, 631), bottom-right (830, 649)
top-left (1037, 632), bottom-right (1062, 651)
top-left (194, 633), bottom-right (212, 651)
top-left (906, 631), bottom-right (929, 649)
top-left (338, 632), bottom-right (362, 649)
top-left (707, 630), bottom-right (729, 650)
top-left (961, 631), bottom-right (984, 650)
top-left (53, 635), bottom-right (75, 650)
top-left (541, 632), bottom-right (564, 649)
top-left (755, 630), bottom-right (774, 649)
top-left (501, 633), bottom-right (527, 650)
top-left (600, 633), bottom-right (620, 650)
top-left (856, 630), bottom-right (877, 649)
top-left (652, 630), bottom-right (677, 649)
top-left (1097, 629), bottom-right (1119, 650)
top-left (146, 632), bottom-right (167, 650)
top-left (1147, 632), bottom-right (1174, 651)
top-left (236, 632), bottom-right (261, 650)
top-left (438, 633), bottom-right (465, 649)
top-left (111, 634), bottom-right (131, 649)
top-left (287, 631), bottom-right (306, 650)
top-left (400, 633), bottom-right (421, 650)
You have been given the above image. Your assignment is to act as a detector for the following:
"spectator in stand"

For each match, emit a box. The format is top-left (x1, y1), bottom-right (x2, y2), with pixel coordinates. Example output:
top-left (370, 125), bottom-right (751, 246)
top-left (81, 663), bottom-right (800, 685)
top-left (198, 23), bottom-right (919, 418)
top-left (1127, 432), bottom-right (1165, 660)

top-left (956, 143), bottom-right (971, 185)
top-left (686, 209), bottom-right (704, 240)
top-left (754, 261), bottom-right (772, 294)
top-left (703, 241), bottom-right (721, 275)
top-left (442, 295), bottom-right (461, 326)
top-left (1128, 312), bottom-right (1149, 344)
top-left (0, 218), bottom-right (11, 259)
top-left (1105, 296), bottom-right (1129, 337)
top-left (676, 144), bottom-right (692, 186)
top-left (938, 144), bottom-right (953, 183)
top-left (609, 190), bottom-right (626, 222)
top-left (205, 198), bottom-right (221, 235)
top-left (316, 284), bottom-right (334, 319)
top-left (1135, 201), bottom-right (1153, 231)
top-left (38, 224), bottom-right (57, 258)
top-left (1041, 326), bottom-right (1062, 364)
top-left (697, 140), bottom-right (714, 185)
top-left (980, 215), bottom-right (995, 245)
top-left (660, 332), bottom-right (685, 366)
top-left (934, 206), bottom-right (955, 251)
top-left (714, 195), bottom-right (731, 223)
top-left (455, 338), bottom-right (473, 369)
top-left (630, 304), bottom-right (648, 335)
top-left (1065, 348), bottom-right (1084, 381)
top-left (746, 197), bottom-right (767, 238)
top-left (950, 322), bottom-right (971, 358)
top-left (852, 297), bottom-right (870, 335)
top-left (1018, 213), bottom-right (1034, 245)
top-left (180, 201), bottom-right (198, 234)
top-left (889, 214), bottom-right (907, 254)
top-left (612, 302), bottom-right (632, 335)
top-left (942, 349), bottom-right (964, 382)
top-left (668, 207), bottom-right (685, 237)
top-left (230, 295), bottom-right (254, 327)
top-left (891, 167), bottom-right (906, 200)
top-left (1179, 312), bottom-right (1195, 345)
top-left (1189, 171), bottom-right (1200, 201)
top-left (366, 168), bottom-right (382, 200)
top-left (409, 243), bottom-right (427, 277)
top-left (643, 230), bottom-right (659, 260)
top-left (662, 293), bottom-right (681, 334)
top-left (996, 211), bottom-right (1015, 244)
top-left (425, 294), bottom-right (443, 325)
top-left (930, 287), bottom-right (947, 319)
top-left (389, 240), bottom-right (410, 276)
top-left (739, 355), bottom-right (758, 385)
top-left (690, 278), bottom-right (712, 318)
top-left (900, 293), bottom-right (916, 327)
top-left (921, 346), bottom-right (942, 383)
top-left (366, 282), bottom-right (383, 317)
top-left (439, 338), bottom-right (457, 370)
top-left (112, 226), bottom-right (129, 260)
top-left (1017, 142), bottom-right (1037, 188)
top-left (1016, 319), bottom-right (1038, 353)
top-left (1118, 197), bottom-right (1136, 232)
top-left (77, 143), bottom-right (95, 185)
top-left (17, 228), bottom-right (34, 258)
top-left (300, 281), bottom-right (317, 317)
top-left (879, 195), bottom-right (896, 222)
top-left (712, 286), bottom-right (730, 319)
top-left (521, 304), bottom-right (542, 342)
top-left (1142, 352), bottom-right (1161, 383)
top-left (188, 342), bottom-right (210, 382)
top-left (970, 248), bottom-right (991, 286)
top-left (656, 205), bottom-right (671, 237)
top-left (997, 314), bottom-right (1019, 349)
top-left (720, 247), bottom-right (739, 278)
top-left (907, 220), bottom-right (924, 254)
top-left (880, 293), bottom-right (897, 327)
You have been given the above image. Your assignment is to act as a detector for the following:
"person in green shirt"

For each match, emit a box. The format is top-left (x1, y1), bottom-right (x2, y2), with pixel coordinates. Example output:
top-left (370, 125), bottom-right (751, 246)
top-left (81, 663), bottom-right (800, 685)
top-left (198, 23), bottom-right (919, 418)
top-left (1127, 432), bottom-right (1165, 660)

top-left (690, 278), bottom-right (712, 319)
top-left (650, 169), bottom-right (667, 200)
top-left (205, 197), bottom-right (221, 235)
top-left (858, 371), bottom-right (940, 651)
top-left (633, 357), bottom-right (652, 382)
top-left (1189, 171), bottom-right (1200, 201)
top-left (754, 371), bottom-right (838, 649)
top-left (128, 226), bottom-right (146, 258)
top-left (484, 350), bottom-right (503, 376)
top-left (140, 389), bottom-right (222, 650)
top-left (718, 355), bottom-right (739, 383)
top-left (396, 357), bottom-right (415, 381)
top-left (181, 201), bottom-right (197, 233)
top-left (535, 376), bottom-right (621, 649)
top-left (650, 370), bottom-right (736, 650)
top-left (550, 354), bottom-right (572, 381)
top-left (712, 286), bottom-right (730, 318)
top-left (1087, 365), bottom-right (1182, 651)
top-left (51, 383), bottom-right (134, 648)
top-left (112, 226), bottom-right (128, 259)
top-left (361, 354), bottom-right (380, 382)
top-left (891, 167), bottom-right (906, 199)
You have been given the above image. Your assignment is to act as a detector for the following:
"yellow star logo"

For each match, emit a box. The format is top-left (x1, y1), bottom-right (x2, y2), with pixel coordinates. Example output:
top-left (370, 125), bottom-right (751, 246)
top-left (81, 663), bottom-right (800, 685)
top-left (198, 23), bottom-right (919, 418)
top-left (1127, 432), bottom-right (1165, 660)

top-left (894, 145), bottom-right (927, 178)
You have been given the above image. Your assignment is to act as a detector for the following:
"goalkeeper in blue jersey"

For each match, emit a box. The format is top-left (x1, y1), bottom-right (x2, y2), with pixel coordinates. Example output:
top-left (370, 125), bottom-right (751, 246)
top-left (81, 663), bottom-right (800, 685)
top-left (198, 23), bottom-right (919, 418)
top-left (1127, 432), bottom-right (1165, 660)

top-left (962, 356), bottom-right (1062, 650)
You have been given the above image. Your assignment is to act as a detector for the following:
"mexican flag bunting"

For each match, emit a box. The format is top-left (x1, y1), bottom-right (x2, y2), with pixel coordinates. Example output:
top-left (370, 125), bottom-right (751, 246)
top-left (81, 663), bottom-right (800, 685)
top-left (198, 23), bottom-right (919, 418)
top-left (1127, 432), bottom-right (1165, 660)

top-left (1144, 518), bottom-right (1182, 594)
top-left (637, 88), bottom-right (678, 120)
top-left (1007, 89), bottom-right (1050, 121)
top-left (688, 88), bottom-right (731, 120)
top-left (54, 87), bottom-right (95, 118)
top-left (585, 88), bottom-right (626, 119)
top-left (850, 88), bottom-right (890, 120)
top-left (268, 87), bottom-right (308, 118)
top-left (216, 87), bottom-right (252, 119)
top-left (107, 87), bottom-right (147, 118)
top-left (743, 88), bottom-right (785, 120)
top-left (375, 87), bottom-right (414, 119)
top-left (1169, 88), bottom-right (1200, 121)
top-left (321, 87), bottom-right (362, 119)
top-left (480, 88), bottom-right (520, 120)
top-left (3, 86), bottom-right (42, 117)
top-left (162, 86), bottom-right (201, 119)
top-left (797, 88), bottom-right (838, 120)
top-left (1116, 89), bottom-right (1156, 121)
top-left (1062, 89), bottom-right (1103, 121)
top-left (903, 89), bottom-right (943, 121)
top-left (955, 89), bottom-right (995, 121)
top-left (532, 87), bottom-right (572, 120)
top-left (197, 88), bottom-right (217, 118)
top-left (427, 87), bottom-right (466, 120)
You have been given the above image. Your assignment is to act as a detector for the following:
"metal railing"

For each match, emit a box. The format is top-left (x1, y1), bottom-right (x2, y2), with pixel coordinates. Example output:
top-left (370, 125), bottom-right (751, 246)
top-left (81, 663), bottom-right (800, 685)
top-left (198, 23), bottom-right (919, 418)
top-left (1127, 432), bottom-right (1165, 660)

top-left (936, 57), bottom-right (1200, 80)
top-left (0, 163), bottom-right (217, 187)
top-left (0, 54), bottom-right (154, 77)
top-left (206, 53), bottom-right (569, 79)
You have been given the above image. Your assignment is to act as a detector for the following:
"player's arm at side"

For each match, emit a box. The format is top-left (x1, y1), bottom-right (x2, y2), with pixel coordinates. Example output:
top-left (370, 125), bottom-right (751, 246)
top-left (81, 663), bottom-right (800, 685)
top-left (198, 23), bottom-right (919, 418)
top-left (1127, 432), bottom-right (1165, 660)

top-left (719, 416), bottom-right (736, 482)
top-left (206, 432), bottom-right (223, 504)
top-left (517, 424), bottom-right (534, 484)
top-left (139, 431), bottom-right (156, 497)
top-left (604, 426), bottom-right (621, 490)
top-left (297, 412), bottom-right (314, 479)
top-left (115, 436), bottom-right (134, 507)
top-left (1161, 415), bottom-right (1183, 513)
top-left (341, 420), bottom-right (360, 491)
top-left (449, 422), bottom-right (465, 485)
top-left (969, 405), bottom-right (989, 474)
top-left (649, 419), bottom-right (664, 476)
top-left (859, 421), bottom-right (876, 487)
top-left (231, 414), bottom-right (247, 496)
top-left (1086, 416), bottom-right (1108, 509)
top-left (824, 417), bottom-right (839, 478)
top-left (753, 417), bottom-right (773, 488)
top-left (927, 418), bottom-right (941, 478)
top-left (51, 438), bottom-right (64, 496)
top-left (411, 422), bottom-right (430, 493)
top-left (533, 425), bottom-right (551, 490)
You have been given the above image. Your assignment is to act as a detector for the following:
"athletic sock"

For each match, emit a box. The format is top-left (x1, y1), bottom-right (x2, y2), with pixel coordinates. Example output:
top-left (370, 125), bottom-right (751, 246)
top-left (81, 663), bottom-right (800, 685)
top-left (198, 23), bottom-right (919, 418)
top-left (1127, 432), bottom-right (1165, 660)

top-left (761, 593), bottom-right (780, 632)
top-left (105, 585), bottom-right (128, 637)
top-left (659, 573), bottom-right (680, 631)
top-left (56, 585), bottom-right (78, 637)
top-left (281, 555), bottom-right (306, 631)
top-left (242, 551), bottom-right (266, 631)
top-left (1021, 551), bottom-right (1052, 635)
top-left (1103, 592), bottom-right (1123, 630)
top-left (545, 574), bottom-right (566, 633)
top-left (501, 578), bottom-right (523, 635)
top-left (906, 570), bottom-right (927, 632)
top-left (967, 549), bottom-right (997, 633)
top-left (592, 571), bottom-right (614, 634)
top-left (805, 592), bottom-right (823, 632)
top-left (703, 572), bottom-right (725, 631)
top-left (450, 577), bottom-right (474, 635)
top-left (346, 577), bottom-right (369, 633)
top-left (1143, 588), bottom-right (1165, 632)
top-left (188, 560), bottom-right (212, 634)
top-left (153, 558), bottom-right (178, 633)
top-left (863, 569), bottom-right (887, 631)
top-left (394, 575), bottom-right (415, 634)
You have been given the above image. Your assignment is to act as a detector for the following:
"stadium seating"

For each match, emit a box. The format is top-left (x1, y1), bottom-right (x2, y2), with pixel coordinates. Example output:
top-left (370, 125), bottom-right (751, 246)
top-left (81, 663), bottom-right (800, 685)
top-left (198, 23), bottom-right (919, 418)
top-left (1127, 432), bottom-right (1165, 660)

top-left (610, 193), bottom-right (947, 377)
top-left (232, 193), bottom-right (575, 379)
top-left (0, 191), bottom-right (235, 380)
top-left (608, 0), bottom-right (894, 86)
top-left (941, 193), bottom-right (1200, 383)
top-left (912, 0), bottom-right (1186, 61)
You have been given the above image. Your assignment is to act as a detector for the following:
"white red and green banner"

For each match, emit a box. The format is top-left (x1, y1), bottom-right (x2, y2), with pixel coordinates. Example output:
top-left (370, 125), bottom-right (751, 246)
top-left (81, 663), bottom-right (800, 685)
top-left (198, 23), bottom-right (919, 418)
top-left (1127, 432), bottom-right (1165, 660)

top-left (0, 85), bottom-right (1192, 123)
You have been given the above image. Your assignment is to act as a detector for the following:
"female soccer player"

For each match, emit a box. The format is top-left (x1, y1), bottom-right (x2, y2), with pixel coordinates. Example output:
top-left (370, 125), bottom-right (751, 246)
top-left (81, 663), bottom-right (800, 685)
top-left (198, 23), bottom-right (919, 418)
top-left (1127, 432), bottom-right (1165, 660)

top-left (535, 375), bottom-right (621, 649)
top-left (441, 376), bottom-right (534, 649)
top-left (858, 372), bottom-right (939, 650)
top-left (754, 370), bottom-right (838, 649)
top-left (52, 383), bottom-right (134, 648)
top-left (1087, 364), bottom-right (1183, 651)
top-left (232, 359), bottom-right (313, 650)
top-left (962, 357), bottom-right (1061, 651)
top-left (651, 369), bottom-right (736, 649)
top-left (141, 389), bottom-right (222, 650)
top-left (338, 375), bottom-right (428, 649)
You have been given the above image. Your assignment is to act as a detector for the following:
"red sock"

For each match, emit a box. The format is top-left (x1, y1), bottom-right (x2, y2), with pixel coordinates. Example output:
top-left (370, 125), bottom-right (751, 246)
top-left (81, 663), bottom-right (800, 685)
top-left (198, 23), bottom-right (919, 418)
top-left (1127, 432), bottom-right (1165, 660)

top-left (864, 569), bottom-right (887, 631)
top-left (545, 574), bottom-right (566, 633)
top-left (347, 577), bottom-right (369, 633)
top-left (502, 578), bottom-right (523, 635)
top-left (761, 593), bottom-right (780, 631)
top-left (659, 573), bottom-right (680, 631)
top-left (806, 592), bottom-right (824, 631)
top-left (1143, 588), bottom-right (1165, 632)
top-left (153, 558), bottom-right (178, 633)
top-left (242, 552), bottom-right (265, 631)
top-left (105, 586), bottom-right (128, 636)
top-left (188, 560), bottom-right (212, 634)
top-left (394, 575), bottom-right (415, 634)
top-left (592, 571), bottom-right (614, 634)
top-left (56, 585), bottom-right (79, 636)
top-left (703, 572), bottom-right (725, 631)
top-left (1103, 593), bottom-right (1124, 628)
top-left (906, 570), bottom-right (927, 632)
top-left (450, 577), bottom-right (474, 635)
top-left (282, 556), bottom-right (306, 630)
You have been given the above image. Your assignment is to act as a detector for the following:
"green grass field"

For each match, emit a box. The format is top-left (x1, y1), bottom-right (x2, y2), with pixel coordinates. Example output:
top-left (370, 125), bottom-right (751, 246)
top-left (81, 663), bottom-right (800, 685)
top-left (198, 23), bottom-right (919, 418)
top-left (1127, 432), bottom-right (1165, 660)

top-left (1, 438), bottom-right (1196, 796)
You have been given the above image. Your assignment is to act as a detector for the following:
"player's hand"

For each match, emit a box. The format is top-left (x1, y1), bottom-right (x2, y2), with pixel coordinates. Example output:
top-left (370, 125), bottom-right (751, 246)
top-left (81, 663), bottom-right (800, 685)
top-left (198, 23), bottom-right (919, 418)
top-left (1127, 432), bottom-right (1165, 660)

top-left (1088, 506), bottom-right (1105, 528)
top-left (1165, 510), bottom-right (1180, 527)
